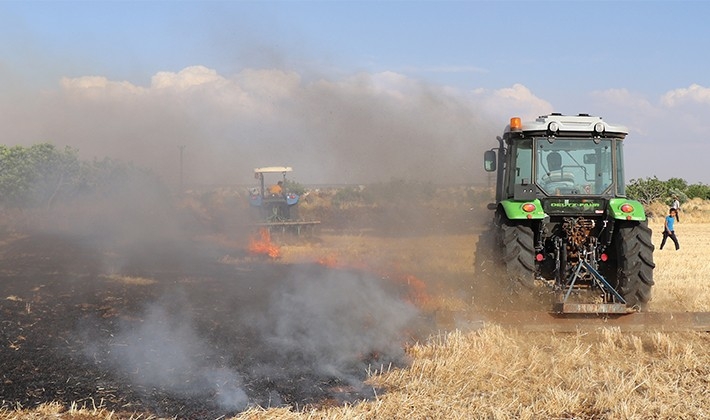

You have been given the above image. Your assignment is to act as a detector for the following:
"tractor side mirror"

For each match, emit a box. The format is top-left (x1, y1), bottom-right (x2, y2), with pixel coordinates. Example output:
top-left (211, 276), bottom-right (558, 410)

top-left (484, 150), bottom-right (497, 172)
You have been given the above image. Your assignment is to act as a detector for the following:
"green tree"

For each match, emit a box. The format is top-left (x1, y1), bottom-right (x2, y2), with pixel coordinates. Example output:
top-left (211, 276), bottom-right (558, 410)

top-left (0, 145), bottom-right (33, 205)
top-left (332, 186), bottom-right (364, 207)
top-left (666, 177), bottom-right (688, 192)
top-left (284, 179), bottom-right (306, 196)
top-left (686, 183), bottom-right (710, 200)
top-left (626, 176), bottom-right (667, 204)
top-left (0, 143), bottom-right (167, 210)
top-left (0, 144), bottom-right (82, 208)
top-left (27, 144), bottom-right (82, 207)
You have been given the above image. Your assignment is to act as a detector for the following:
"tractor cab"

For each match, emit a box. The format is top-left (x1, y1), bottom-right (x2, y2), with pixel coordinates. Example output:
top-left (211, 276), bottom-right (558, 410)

top-left (484, 114), bottom-right (628, 204)
top-left (249, 166), bottom-right (299, 222)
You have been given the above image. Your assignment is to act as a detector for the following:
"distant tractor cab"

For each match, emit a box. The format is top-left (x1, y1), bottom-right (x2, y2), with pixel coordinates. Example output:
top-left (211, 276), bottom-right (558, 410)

top-left (249, 166), bottom-right (319, 234)
top-left (249, 166), bottom-right (299, 222)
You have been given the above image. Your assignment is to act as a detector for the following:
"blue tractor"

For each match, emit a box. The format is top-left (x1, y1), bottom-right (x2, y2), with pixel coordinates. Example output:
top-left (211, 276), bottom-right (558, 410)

top-left (249, 166), bottom-right (300, 222)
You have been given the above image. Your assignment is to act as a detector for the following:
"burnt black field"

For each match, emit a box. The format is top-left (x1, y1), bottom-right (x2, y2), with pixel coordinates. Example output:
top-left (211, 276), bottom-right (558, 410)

top-left (0, 232), bottom-right (426, 419)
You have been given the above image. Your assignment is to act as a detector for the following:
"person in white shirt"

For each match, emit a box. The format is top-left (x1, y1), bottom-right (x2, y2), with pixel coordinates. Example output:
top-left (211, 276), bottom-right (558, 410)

top-left (670, 195), bottom-right (680, 222)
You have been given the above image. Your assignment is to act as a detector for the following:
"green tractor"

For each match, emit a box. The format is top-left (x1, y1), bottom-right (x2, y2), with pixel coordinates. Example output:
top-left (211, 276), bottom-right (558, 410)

top-left (480, 113), bottom-right (655, 313)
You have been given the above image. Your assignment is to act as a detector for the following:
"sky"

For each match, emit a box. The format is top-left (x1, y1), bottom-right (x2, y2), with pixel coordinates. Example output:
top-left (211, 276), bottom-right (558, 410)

top-left (1, 1), bottom-right (709, 188)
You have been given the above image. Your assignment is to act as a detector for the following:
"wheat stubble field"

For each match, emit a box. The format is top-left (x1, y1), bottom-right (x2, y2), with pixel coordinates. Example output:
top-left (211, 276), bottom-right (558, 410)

top-left (2, 200), bottom-right (710, 419)
top-left (241, 199), bottom-right (710, 419)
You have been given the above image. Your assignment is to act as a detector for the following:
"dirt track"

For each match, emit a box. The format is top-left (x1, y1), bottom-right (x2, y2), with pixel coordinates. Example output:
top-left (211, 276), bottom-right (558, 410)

top-left (0, 232), bottom-right (426, 419)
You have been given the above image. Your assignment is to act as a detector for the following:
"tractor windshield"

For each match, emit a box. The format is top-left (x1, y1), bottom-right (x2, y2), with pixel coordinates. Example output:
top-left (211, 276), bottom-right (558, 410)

top-left (535, 138), bottom-right (615, 196)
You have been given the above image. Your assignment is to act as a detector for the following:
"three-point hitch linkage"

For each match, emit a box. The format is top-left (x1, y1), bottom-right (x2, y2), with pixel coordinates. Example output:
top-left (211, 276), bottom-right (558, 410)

top-left (554, 250), bottom-right (631, 314)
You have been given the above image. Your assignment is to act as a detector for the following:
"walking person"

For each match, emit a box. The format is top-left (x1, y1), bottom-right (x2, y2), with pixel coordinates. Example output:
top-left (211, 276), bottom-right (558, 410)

top-left (660, 208), bottom-right (680, 250)
top-left (671, 195), bottom-right (681, 221)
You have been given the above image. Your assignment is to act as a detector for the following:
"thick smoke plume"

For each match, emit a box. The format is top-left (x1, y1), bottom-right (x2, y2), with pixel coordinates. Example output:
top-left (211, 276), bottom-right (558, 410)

top-left (252, 265), bottom-right (420, 382)
top-left (85, 264), bottom-right (421, 413)
top-left (0, 67), bottom-right (550, 187)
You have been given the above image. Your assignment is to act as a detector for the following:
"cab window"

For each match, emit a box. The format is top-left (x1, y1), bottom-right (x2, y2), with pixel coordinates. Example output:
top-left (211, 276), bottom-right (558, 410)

top-left (506, 139), bottom-right (532, 196)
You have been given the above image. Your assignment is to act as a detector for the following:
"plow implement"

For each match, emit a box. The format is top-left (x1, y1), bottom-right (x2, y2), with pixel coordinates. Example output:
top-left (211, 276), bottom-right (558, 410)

top-left (255, 220), bottom-right (321, 235)
top-left (457, 310), bottom-right (710, 333)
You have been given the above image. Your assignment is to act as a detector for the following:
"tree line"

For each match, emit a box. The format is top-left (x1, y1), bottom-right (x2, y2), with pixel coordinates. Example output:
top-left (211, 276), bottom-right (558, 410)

top-left (0, 143), bottom-right (166, 209)
top-left (625, 176), bottom-right (710, 206)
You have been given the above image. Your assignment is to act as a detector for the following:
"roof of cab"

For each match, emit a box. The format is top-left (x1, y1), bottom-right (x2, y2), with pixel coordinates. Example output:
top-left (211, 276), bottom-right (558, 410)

top-left (254, 166), bottom-right (293, 174)
top-left (505, 113), bottom-right (628, 136)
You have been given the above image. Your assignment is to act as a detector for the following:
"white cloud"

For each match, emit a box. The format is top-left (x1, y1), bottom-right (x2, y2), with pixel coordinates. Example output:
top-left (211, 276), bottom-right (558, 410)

top-left (589, 86), bottom-right (710, 138)
top-left (60, 66), bottom-right (305, 119)
top-left (151, 66), bottom-right (224, 90)
top-left (586, 87), bottom-right (710, 183)
top-left (591, 88), bottom-right (656, 112)
top-left (588, 88), bottom-right (661, 137)
top-left (661, 84), bottom-right (710, 107)
top-left (60, 75), bottom-right (146, 99)
top-left (470, 83), bottom-right (554, 122)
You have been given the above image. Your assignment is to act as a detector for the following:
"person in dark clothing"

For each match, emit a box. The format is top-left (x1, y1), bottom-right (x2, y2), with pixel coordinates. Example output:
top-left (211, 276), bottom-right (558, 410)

top-left (660, 208), bottom-right (680, 250)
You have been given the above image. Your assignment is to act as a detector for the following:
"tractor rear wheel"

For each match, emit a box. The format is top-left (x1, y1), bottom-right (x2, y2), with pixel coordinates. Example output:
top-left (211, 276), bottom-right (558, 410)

top-left (616, 221), bottom-right (655, 310)
top-left (500, 221), bottom-right (537, 293)
top-left (472, 226), bottom-right (503, 308)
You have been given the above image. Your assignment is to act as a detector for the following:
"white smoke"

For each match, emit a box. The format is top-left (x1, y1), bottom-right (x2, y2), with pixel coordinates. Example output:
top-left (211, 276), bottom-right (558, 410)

top-left (87, 263), bottom-right (422, 412)
top-left (0, 65), bottom-right (534, 187)
top-left (104, 293), bottom-right (249, 412)
top-left (251, 265), bottom-right (421, 384)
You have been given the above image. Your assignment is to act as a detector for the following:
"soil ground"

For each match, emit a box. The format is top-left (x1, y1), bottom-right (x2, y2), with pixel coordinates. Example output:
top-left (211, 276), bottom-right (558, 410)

top-left (0, 230), bottom-right (430, 419)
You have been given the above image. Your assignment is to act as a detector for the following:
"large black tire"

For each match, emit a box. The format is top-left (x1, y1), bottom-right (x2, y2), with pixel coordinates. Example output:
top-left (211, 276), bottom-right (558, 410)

top-left (616, 221), bottom-right (655, 310)
top-left (500, 222), bottom-right (537, 292)
top-left (473, 220), bottom-right (547, 310)
top-left (471, 226), bottom-right (503, 308)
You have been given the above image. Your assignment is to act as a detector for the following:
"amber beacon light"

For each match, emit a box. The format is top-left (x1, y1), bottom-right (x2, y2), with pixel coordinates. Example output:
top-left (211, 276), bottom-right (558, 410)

top-left (510, 117), bottom-right (522, 131)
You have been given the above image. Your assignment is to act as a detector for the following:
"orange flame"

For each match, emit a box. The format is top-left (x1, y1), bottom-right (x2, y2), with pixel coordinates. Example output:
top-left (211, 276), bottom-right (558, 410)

top-left (317, 253), bottom-right (340, 268)
top-left (248, 228), bottom-right (280, 259)
top-left (398, 274), bottom-right (430, 306)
